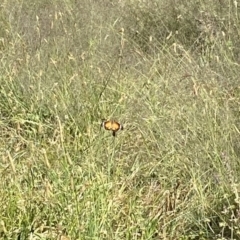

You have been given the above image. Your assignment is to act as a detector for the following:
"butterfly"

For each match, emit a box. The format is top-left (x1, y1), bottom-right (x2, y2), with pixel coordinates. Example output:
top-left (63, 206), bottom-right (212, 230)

top-left (101, 119), bottom-right (123, 137)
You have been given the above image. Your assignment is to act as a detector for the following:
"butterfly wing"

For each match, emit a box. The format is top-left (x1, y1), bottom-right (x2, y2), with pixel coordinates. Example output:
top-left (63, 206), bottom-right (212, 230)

top-left (111, 121), bottom-right (121, 131)
top-left (102, 120), bottom-right (123, 136)
top-left (103, 120), bottom-right (112, 131)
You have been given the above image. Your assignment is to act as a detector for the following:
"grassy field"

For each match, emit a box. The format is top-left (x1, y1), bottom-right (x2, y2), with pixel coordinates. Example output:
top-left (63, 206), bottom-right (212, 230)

top-left (1, 0), bottom-right (240, 239)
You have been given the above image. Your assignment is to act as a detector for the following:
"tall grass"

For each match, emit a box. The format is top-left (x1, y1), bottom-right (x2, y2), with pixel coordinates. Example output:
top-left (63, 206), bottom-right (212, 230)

top-left (0, 0), bottom-right (240, 239)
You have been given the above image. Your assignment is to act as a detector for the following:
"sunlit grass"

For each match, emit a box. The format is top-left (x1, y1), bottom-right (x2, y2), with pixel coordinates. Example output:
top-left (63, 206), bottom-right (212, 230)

top-left (0, 0), bottom-right (240, 239)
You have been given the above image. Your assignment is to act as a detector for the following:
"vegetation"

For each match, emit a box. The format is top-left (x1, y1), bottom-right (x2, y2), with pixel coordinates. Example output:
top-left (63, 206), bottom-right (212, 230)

top-left (0, 0), bottom-right (240, 239)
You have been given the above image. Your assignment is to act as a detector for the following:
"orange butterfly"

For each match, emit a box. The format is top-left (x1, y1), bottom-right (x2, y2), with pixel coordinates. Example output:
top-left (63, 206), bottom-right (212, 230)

top-left (101, 120), bottom-right (123, 137)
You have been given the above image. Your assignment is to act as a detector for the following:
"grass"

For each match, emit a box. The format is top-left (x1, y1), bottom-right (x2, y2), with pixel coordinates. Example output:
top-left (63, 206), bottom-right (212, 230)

top-left (1, 0), bottom-right (240, 239)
